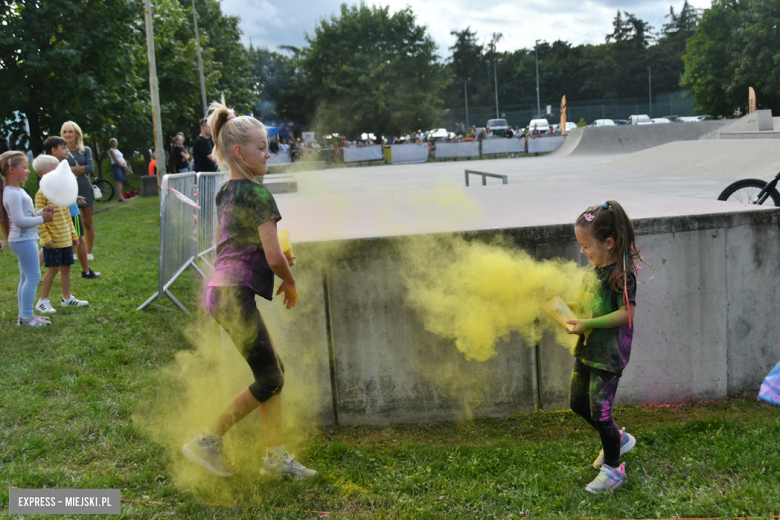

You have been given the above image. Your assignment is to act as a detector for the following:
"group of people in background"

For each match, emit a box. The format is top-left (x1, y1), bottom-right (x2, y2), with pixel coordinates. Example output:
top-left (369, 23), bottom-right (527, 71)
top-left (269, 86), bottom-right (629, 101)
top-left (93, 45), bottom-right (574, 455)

top-left (0, 121), bottom-right (102, 327)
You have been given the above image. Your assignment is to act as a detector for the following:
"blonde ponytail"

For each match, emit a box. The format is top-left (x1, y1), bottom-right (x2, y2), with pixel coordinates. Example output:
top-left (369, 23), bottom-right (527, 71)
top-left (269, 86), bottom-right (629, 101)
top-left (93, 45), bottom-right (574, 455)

top-left (207, 96), bottom-right (267, 182)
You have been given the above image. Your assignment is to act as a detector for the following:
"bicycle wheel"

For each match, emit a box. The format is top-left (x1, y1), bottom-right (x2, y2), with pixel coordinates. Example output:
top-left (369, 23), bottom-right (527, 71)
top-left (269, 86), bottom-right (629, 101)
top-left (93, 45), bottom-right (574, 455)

top-left (717, 178), bottom-right (780, 206)
top-left (95, 178), bottom-right (115, 202)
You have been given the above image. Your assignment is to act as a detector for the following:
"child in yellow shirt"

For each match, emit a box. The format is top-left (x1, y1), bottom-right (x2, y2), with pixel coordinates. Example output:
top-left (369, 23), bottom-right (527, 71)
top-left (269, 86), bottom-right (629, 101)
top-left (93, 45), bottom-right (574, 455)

top-left (31, 155), bottom-right (89, 313)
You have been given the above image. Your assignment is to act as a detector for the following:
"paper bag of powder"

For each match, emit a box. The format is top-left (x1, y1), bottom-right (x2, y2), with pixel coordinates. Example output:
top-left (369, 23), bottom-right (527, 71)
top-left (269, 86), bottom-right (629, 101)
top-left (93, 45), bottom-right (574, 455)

top-left (278, 230), bottom-right (293, 261)
top-left (543, 296), bottom-right (577, 332)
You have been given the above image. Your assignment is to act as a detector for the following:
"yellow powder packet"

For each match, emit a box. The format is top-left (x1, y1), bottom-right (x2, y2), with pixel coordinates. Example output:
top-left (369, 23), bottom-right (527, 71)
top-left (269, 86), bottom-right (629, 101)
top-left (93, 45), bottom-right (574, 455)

top-left (544, 296), bottom-right (577, 332)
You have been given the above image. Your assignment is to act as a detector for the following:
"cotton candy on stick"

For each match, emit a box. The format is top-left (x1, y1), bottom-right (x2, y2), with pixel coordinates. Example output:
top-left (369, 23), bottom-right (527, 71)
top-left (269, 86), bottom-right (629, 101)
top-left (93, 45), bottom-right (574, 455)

top-left (39, 159), bottom-right (79, 207)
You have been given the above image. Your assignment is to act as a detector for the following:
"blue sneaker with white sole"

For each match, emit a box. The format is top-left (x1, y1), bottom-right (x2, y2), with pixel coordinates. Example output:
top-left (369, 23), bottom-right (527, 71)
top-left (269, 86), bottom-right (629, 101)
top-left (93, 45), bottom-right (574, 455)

top-left (593, 427), bottom-right (636, 469)
top-left (586, 462), bottom-right (627, 494)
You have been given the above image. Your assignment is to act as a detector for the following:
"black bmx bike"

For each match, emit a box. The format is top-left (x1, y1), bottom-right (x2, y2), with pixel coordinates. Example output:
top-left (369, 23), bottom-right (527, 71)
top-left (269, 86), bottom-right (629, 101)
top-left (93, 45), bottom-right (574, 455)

top-left (89, 171), bottom-right (116, 202)
top-left (718, 172), bottom-right (780, 206)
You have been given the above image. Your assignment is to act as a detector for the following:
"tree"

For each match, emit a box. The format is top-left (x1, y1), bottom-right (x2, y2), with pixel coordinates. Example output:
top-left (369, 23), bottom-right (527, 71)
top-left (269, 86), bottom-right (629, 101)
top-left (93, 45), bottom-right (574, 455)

top-left (248, 45), bottom-right (310, 123)
top-left (682, 0), bottom-right (780, 116)
top-left (300, 2), bottom-right (446, 138)
top-left (0, 0), bottom-right (147, 155)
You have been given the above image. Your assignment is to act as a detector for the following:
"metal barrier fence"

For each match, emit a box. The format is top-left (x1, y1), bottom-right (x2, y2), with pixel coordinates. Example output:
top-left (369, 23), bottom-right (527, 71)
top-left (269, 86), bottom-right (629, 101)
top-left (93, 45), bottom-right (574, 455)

top-left (138, 172), bottom-right (204, 314)
top-left (390, 143), bottom-right (429, 164)
top-left (196, 171), bottom-right (228, 270)
top-left (343, 145), bottom-right (384, 163)
top-left (435, 141), bottom-right (480, 160)
top-left (268, 150), bottom-right (291, 165)
top-left (482, 138), bottom-right (526, 156)
top-left (527, 135), bottom-right (566, 154)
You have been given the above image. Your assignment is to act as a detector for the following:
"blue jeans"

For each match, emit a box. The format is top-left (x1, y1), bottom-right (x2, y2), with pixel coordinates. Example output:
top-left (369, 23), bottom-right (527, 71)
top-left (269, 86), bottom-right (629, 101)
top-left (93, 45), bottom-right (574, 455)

top-left (178, 167), bottom-right (190, 173)
top-left (9, 239), bottom-right (41, 318)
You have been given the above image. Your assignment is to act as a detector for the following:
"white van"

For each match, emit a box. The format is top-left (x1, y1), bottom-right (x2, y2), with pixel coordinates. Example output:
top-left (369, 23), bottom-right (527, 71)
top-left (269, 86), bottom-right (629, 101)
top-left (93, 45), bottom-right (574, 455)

top-left (628, 114), bottom-right (652, 125)
top-left (591, 119), bottom-right (616, 127)
top-left (528, 118), bottom-right (550, 134)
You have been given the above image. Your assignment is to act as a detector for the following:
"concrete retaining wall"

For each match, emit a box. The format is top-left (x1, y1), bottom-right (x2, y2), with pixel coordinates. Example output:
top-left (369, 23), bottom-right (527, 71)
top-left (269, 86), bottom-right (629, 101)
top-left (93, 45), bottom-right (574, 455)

top-left (251, 209), bottom-right (780, 426)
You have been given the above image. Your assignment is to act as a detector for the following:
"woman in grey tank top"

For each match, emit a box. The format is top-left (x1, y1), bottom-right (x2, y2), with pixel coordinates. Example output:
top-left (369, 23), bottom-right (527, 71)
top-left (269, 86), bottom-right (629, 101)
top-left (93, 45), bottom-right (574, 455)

top-left (62, 121), bottom-right (97, 260)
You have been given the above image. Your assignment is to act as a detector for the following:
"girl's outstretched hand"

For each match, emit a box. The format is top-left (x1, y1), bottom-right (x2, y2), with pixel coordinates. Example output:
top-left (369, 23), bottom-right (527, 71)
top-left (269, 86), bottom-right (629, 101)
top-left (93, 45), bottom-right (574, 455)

top-left (566, 319), bottom-right (591, 335)
top-left (276, 280), bottom-right (298, 309)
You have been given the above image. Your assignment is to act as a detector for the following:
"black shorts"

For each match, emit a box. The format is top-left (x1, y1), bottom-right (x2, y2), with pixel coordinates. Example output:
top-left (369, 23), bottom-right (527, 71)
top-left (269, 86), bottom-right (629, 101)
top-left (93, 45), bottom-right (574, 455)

top-left (71, 214), bottom-right (84, 238)
top-left (206, 286), bottom-right (285, 403)
top-left (43, 246), bottom-right (75, 267)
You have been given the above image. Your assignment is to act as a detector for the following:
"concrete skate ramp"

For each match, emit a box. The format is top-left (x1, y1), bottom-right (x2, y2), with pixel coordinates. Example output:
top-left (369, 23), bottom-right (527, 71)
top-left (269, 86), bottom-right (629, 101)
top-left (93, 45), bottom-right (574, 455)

top-left (553, 120), bottom-right (728, 157)
top-left (598, 139), bottom-right (780, 180)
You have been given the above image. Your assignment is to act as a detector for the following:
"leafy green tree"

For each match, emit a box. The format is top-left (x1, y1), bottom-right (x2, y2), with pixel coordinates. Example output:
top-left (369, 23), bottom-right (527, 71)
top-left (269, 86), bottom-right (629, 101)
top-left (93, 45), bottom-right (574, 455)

top-left (248, 45), bottom-right (310, 123)
top-left (683, 0), bottom-right (780, 116)
top-left (0, 0), bottom-right (146, 155)
top-left (300, 2), bottom-right (446, 138)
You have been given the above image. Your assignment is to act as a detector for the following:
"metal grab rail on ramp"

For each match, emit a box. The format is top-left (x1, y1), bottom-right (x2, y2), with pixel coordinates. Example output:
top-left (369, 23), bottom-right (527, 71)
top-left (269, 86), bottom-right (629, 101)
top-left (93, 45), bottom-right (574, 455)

top-left (465, 169), bottom-right (508, 186)
top-left (195, 172), bottom-right (228, 271)
top-left (138, 172), bottom-right (204, 314)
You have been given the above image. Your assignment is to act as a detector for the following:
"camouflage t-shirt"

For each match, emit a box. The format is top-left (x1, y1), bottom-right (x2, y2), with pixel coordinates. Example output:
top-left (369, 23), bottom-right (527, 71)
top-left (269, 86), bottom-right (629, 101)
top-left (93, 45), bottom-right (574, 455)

top-left (574, 264), bottom-right (637, 374)
top-left (208, 179), bottom-right (281, 300)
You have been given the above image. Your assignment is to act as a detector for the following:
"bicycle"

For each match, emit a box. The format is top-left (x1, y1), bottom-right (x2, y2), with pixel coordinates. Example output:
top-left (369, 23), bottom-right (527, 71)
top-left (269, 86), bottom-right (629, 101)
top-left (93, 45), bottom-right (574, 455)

top-left (89, 171), bottom-right (116, 202)
top-left (718, 172), bottom-right (780, 206)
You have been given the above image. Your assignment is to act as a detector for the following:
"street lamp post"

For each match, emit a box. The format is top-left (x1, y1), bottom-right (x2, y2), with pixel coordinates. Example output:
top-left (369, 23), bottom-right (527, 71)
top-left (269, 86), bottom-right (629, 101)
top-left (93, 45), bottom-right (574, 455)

top-left (490, 59), bottom-right (501, 119)
top-left (462, 78), bottom-right (471, 130)
top-left (648, 66), bottom-right (652, 119)
top-left (535, 40), bottom-right (541, 118)
top-left (192, 0), bottom-right (208, 118)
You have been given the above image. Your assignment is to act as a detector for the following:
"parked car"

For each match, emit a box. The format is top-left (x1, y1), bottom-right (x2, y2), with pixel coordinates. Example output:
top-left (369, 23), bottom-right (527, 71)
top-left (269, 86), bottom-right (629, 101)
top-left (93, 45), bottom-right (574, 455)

top-left (651, 118), bottom-right (673, 124)
top-left (591, 119), bottom-right (617, 127)
top-left (613, 119), bottom-right (629, 125)
top-left (527, 118), bottom-right (550, 135)
top-left (550, 122), bottom-right (578, 133)
top-left (426, 128), bottom-right (449, 142)
top-left (628, 114), bottom-right (652, 125)
top-left (486, 118), bottom-right (509, 136)
top-left (677, 115), bottom-right (711, 123)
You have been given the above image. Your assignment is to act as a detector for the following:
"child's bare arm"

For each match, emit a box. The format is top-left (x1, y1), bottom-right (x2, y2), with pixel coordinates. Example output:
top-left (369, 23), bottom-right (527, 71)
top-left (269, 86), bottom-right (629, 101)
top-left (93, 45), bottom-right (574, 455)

top-left (566, 303), bottom-right (635, 334)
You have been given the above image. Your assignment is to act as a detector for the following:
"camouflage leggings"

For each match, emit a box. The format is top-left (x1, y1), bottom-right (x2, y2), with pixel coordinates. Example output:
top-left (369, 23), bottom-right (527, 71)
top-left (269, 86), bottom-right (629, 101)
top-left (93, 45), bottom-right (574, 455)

top-left (570, 359), bottom-right (622, 468)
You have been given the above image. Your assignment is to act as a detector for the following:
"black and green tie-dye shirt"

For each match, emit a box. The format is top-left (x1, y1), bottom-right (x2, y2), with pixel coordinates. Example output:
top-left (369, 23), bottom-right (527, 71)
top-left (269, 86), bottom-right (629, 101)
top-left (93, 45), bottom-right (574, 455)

top-left (208, 179), bottom-right (281, 300)
top-left (574, 264), bottom-right (637, 374)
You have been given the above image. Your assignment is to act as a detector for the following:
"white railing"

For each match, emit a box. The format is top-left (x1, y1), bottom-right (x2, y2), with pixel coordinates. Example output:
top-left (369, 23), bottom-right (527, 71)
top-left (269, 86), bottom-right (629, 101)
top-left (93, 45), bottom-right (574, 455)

top-left (195, 172), bottom-right (228, 270)
top-left (268, 150), bottom-right (291, 165)
top-left (138, 172), bottom-right (204, 314)
top-left (434, 141), bottom-right (480, 159)
top-left (390, 143), bottom-right (429, 164)
top-left (482, 138), bottom-right (526, 155)
top-left (343, 145), bottom-right (384, 163)
top-left (527, 135), bottom-right (566, 153)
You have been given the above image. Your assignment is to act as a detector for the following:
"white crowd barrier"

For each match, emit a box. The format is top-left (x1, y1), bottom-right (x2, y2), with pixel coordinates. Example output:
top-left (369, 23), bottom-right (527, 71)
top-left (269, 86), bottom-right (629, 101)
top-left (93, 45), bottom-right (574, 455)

top-left (482, 137), bottom-right (526, 155)
top-left (138, 172), bottom-right (204, 314)
top-left (195, 172), bottom-right (228, 270)
top-left (434, 141), bottom-right (480, 159)
top-left (268, 150), bottom-right (291, 165)
top-left (390, 143), bottom-right (429, 164)
top-left (343, 145), bottom-right (384, 163)
top-left (528, 135), bottom-right (566, 153)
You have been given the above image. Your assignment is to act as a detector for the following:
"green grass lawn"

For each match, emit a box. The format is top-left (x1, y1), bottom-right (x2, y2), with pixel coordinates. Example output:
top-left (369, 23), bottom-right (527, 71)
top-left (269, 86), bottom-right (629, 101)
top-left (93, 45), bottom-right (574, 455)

top-left (1, 196), bottom-right (779, 519)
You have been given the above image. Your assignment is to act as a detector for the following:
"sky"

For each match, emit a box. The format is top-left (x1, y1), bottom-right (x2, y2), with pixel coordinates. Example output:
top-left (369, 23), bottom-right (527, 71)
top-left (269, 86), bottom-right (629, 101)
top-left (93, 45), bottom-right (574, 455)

top-left (219, 0), bottom-right (713, 59)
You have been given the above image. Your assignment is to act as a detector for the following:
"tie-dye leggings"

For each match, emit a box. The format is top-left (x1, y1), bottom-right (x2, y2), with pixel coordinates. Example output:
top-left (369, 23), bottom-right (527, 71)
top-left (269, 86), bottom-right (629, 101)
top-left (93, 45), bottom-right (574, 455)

top-left (207, 286), bottom-right (285, 403)
top-left (570, 359), bottom-right (622, 468)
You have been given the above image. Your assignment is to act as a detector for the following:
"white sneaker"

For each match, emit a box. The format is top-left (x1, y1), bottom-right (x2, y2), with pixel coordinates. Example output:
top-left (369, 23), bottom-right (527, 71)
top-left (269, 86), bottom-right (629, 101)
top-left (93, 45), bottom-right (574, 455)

top-left (182, 435), bottom-right (237, 477)
top-left (36, 299), bottom-right (57, 314)
top-left (62, 295), bottom-right (89, 307)
top-left (260, 454), bottom-right (317, 480)
top-left (87, 253), bottom-right (94, 261)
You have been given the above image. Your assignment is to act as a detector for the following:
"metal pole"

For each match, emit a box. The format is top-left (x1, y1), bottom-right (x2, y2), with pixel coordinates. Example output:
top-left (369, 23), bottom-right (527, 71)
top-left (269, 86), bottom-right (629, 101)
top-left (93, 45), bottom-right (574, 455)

top-left (192, 0), bottom-right (208, 118)
top-left (535, 40), bottom-right (541, 118)
top-left (143, 0), bottom-right (166, 185)
top-left (493, 60), bottom-right (500, 119)
top-left (648, 67), bottom-right (652, 119)
top-left (463, 79), bottom-right (470, 130)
